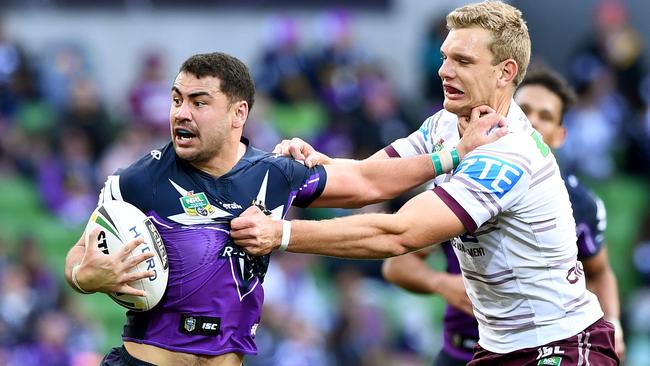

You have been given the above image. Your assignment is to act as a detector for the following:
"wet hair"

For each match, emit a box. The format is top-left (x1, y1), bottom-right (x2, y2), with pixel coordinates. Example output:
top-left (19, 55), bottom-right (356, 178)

top-left (179, 52), bottom-right (255, 112)
top-left (447, 0), bottom-right (531, 86)
top-left (519, 67), bottom-right (577, 119)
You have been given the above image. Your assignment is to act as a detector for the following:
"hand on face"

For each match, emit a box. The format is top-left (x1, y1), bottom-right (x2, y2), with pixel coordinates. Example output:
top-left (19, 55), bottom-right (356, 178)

top-left (231, 206), bottom-right (282, 256)
top-left (76, 227), bottom-right (155, 296)
top-left (273, 137), bottom-right (332, 168)
top-left (456, 105), bottom-right (509, 158)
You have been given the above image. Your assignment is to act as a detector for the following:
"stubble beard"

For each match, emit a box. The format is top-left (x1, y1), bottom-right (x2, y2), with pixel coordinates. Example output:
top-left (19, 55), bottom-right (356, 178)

top-left (174, 139), bottom-right (220, 166)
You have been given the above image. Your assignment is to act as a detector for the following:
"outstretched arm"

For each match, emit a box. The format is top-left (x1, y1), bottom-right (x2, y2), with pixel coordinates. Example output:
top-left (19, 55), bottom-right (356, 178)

top-left (311, 108), bottom-right (507, 208)
top-left (232, 190), bottom-right (466, 258)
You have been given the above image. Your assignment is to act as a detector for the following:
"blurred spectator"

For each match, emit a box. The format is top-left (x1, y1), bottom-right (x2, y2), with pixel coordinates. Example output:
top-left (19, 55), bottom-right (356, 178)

top-left (352, 66), bottom-right (412, 158)
top-left (420, 14), bottom-right (448, 108)
top-left (0, 19), bottom-right (30, 119)
top-left (16, 236), bottom-right (60, 309)
top-left (256, 253), bottom-right (333, 366)
top-left (128, 51), bottom-right (171, 138)
top-left (329, 267), bottom-right (389, 366)
top-left (310, 9), bottom-right (373, 114)
top-left (560, 56), bottom-right (626, 179)
top-left (0, 264), bottom-right (39, 343)
top-left (622, 75), bottom-right (650, 178)
top-left (576, 0), bottom-right (645, 110)
top-left (243, 93), bottom-right (282, 152)
top-left (40, 43), bottom-right (91, 113)
top-left (37, 126), bottom-right (98, 226)
top-left (98, 125), bottom-right (158, 181)
top-left (58, 77), bottom-right (116, 161)
top-left (254, 15), bottom-right (327, 140)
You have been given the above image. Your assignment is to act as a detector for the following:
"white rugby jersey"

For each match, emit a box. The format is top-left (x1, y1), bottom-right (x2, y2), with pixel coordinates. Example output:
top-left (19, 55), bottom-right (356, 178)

top-left (389, 102), bottom-right (603, 353)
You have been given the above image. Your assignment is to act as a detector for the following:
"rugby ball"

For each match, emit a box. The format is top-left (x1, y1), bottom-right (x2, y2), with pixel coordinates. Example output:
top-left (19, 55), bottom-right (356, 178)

top-left (86, 200), bottom-right (169, 311)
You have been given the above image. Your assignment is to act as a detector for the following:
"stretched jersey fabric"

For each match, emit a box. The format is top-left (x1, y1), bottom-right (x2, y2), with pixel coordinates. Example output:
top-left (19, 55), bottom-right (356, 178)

top-left (387, 102), bottom-right (603, 353)
top-left (97, 139), bottom-right (326, 356)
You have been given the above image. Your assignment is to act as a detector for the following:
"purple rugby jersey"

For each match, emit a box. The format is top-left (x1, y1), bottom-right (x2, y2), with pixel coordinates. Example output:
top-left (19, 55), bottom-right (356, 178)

top-left (97, 138), bottom-right (327, 356)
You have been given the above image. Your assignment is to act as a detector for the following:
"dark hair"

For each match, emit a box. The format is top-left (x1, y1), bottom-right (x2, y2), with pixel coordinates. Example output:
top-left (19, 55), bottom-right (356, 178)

top-left (179, 52), bottom-right (255, 112)
top-left (518, 67), bottom-right (577, 119)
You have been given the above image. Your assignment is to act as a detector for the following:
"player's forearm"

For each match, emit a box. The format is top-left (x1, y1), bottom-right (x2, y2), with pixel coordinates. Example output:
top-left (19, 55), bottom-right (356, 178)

top-left (587, 266), bottom-right (621, 321)
top-left (359, 154), bottom-right (435, 200)
top-left (285, 214), bottom-right (417, 259)
top-left (64, 242), bottom-right (86, 291)
top-left (382, 255), bottom-right (441, 294)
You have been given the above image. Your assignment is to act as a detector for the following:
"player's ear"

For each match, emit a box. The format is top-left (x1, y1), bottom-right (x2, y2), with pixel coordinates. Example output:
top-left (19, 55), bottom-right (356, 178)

top-left (497, 58), bottom-right (518, 88)
top-left (231, 100), bottom-right (249, 128)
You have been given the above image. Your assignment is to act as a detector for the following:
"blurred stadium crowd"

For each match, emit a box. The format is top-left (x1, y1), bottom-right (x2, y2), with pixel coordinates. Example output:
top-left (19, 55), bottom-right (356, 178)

top-left (1, 1), bottom-right (650, 365)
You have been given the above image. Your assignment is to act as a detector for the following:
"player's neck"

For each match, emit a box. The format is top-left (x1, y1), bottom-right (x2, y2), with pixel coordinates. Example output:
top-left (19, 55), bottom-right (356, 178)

top-left (193, 140), bottom-right (247, 177)
top-left (456, 95), bottom-right (513, 136)
top-left (492, 92), bottom-right (513, 117)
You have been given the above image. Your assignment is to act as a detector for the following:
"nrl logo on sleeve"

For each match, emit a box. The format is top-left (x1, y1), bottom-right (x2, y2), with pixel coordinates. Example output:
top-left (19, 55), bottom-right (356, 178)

top-left (179, 191), bottom-right (215, 217)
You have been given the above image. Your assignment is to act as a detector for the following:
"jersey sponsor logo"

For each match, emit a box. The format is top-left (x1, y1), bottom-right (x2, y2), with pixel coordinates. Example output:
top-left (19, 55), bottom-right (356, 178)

top-left (144, 218), bottom-right (168, 270)
top-left (451, 237), bottom-right (485, 257)
top-left (168, 179), bottom-right (233, 224)
top-left (566, 262), bottom-right (584, 284)
top-left (537, 345), bottom-right (564, 365)
top-left (454, 155), bottom-right (523, 199)
top-left (220, 242), bottom-right (264, 301)
top-left (179, 191), bottom-right (215, 217)
top-left (537, 356), bottom-right (562, 366)
top-left (222, 202), bottom-right (243, 210)
top-left (179, 315), bottom-right (221, 336)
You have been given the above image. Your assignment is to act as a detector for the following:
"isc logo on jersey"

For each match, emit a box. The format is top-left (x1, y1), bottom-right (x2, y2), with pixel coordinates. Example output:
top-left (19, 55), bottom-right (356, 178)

top-left (454, 155), bottom-right (523, 199)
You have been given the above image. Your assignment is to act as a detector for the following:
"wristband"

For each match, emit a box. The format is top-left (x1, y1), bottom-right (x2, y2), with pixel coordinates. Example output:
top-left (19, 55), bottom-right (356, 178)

top-left (450, 148), bottom-right (461, 169)
top-left (430, 148), bottom-right (461, 176)
top-left (278, 220), bottom-right (291, 251)
top-left (71, 264), bottom-right (90, 294)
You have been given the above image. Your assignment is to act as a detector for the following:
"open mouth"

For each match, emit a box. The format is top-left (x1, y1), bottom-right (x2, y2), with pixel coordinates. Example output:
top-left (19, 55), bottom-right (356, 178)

top-left (175, 127), bottom-right (197, 141)
top-left (444, 85), bottom-right (464, 96)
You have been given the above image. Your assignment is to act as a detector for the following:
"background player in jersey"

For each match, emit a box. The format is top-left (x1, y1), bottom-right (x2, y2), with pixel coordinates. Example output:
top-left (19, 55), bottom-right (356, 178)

top-left (62, 52), bottom-right (503, 366)
top-left (382, 66), bottom-right (626, 366)
top-left (231, 2), bottom-right (619, 365)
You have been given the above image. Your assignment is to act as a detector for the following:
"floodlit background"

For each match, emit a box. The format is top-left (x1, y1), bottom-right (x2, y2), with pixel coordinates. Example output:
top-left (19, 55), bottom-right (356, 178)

top-left (1, 0), bottom-right (649, 365)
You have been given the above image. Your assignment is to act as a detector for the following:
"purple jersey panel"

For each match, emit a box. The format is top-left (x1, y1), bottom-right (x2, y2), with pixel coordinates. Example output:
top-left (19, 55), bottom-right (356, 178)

top-left (122, 213), bottom-right (262, 355)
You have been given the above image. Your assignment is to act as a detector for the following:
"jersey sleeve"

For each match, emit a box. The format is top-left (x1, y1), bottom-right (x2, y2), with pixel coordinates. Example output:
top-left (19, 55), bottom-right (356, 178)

top-left (572, 182), bottom-right (607, 259)
top-left (384, 111), bottom-right (445, 158)
top-left (433, 144), bottom-right (532, 233)
top-left (277, 159), bottom-right (328, 209)
top-left (97, 157), bottom-right (155, 212)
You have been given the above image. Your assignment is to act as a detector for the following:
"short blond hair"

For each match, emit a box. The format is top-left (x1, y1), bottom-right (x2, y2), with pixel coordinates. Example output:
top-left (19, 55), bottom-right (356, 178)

top-left (447, 0), bottom-right (531, 86)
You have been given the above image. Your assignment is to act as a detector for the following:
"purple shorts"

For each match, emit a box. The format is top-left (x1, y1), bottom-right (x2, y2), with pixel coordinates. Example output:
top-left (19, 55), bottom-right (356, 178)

top-left (468, 318), bottom-right (619, 366)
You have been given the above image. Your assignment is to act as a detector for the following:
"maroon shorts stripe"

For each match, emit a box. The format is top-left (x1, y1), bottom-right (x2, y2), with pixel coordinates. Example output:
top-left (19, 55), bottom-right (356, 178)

top-left (468, 318), bottom-right (619, 366)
